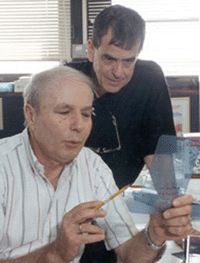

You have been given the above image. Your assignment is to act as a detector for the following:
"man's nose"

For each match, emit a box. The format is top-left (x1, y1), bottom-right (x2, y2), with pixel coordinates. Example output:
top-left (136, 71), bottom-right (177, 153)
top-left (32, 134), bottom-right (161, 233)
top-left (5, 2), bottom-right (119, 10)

top-left (70, 113), bottom-right (84, 132)
top-left (112, 61), bottom-right (124, 78)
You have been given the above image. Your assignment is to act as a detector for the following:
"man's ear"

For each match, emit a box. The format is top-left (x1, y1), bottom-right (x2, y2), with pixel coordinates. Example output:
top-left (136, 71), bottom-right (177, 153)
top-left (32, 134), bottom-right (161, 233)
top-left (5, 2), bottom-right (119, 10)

top-left (87, 39), bottom-right (95, 62)
top-left (24, 103), bottom-right (36, 128)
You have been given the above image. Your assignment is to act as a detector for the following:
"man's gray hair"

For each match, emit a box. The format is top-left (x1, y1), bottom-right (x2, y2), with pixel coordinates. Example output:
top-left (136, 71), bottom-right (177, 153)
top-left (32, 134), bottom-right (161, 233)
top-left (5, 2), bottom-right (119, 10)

top-left (23, 66), bottom-right (95, 113)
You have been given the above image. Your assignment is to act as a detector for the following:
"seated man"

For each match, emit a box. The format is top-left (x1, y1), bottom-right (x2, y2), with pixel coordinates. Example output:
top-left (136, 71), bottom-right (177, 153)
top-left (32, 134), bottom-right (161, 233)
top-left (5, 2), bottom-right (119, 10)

top-left (0, 66), bottom-right (193, 262)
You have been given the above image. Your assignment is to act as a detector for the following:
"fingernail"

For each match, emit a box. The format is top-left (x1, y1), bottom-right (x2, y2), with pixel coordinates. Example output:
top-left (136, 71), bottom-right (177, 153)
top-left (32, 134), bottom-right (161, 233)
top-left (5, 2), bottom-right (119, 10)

top-left (163, 211), bottom-right (170, 219)
top-left (99, 209), bottom-right (106, 216)
top-left (173, 199), bottom-right (179, 206)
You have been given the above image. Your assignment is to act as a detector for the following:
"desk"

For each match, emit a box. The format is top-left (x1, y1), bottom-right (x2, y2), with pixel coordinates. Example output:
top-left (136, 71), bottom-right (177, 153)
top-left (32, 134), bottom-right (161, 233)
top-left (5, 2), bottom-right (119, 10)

top-left (124, 174), bottom-right (200, 263)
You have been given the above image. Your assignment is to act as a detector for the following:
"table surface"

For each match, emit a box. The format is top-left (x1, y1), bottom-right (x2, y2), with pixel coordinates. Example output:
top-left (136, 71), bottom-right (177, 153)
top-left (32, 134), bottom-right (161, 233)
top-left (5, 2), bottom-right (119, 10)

top-left (125, 173), bottom-right (200, 263)
top-left (131, 213), bottom-right (184, 263)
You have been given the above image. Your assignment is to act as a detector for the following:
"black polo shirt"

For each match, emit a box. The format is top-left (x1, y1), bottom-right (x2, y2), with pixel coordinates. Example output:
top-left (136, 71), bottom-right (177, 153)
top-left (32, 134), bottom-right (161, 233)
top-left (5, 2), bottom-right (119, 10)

top-left (68, 59), bottom-right (176, 188)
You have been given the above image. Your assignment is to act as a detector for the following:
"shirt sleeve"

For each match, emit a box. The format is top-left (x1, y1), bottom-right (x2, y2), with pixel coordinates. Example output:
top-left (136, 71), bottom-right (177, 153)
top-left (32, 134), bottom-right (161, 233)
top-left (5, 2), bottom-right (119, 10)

top-left (93, 157), bottom-right (138, 250)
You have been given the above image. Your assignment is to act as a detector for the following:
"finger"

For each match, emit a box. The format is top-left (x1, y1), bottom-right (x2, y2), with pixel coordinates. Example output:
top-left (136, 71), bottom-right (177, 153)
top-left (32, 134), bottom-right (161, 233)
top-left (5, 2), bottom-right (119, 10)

top-left (163, 204), bottom-right (192, 219)
top-left (78, 201), bottom-right (105, 210)
top-left (164, 222), bottom-right (192, 238)
top-left (81, 232), bottom-right (105, 244)
top-left (172, 194), bottom-right (194, 207)
top-left (65, 201), bottom-right (107, 225)
top-left (76, 207), bottom-right (106, 224)
top-left (78, 223), bottom-right (105, 235)
top-left (163, 215), bottom-right (191, 227)
top-left (78, 223), bottom-right (105, 244)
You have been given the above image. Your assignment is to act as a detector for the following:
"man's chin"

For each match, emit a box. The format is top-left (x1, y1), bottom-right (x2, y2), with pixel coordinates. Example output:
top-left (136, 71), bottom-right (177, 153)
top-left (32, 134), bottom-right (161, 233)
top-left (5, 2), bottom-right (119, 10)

top-left (105, 86), bottom-right (123, 94)
top-left (103, 80), bottom-right (125, 93)
top-left (60, 148), bottom-right (83, 164)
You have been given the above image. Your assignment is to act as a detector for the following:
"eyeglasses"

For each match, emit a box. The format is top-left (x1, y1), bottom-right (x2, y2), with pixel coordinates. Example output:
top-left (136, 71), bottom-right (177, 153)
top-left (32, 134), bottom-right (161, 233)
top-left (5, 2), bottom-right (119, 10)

top-left (91, 114), bottom-right (121, 154)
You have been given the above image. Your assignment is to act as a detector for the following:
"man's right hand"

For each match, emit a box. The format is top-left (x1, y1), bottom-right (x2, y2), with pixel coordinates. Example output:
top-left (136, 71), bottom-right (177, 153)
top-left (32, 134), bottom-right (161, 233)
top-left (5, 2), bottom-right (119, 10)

top-left (50, 201), bottom-right (107, 262)
top-left (0, 201), bottom-right (106, 263)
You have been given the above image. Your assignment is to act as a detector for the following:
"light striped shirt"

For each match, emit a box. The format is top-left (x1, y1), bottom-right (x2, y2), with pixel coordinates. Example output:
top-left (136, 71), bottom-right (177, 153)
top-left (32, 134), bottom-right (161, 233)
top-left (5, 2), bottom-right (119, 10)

top-left (0, 129), bottom-right (138, 262)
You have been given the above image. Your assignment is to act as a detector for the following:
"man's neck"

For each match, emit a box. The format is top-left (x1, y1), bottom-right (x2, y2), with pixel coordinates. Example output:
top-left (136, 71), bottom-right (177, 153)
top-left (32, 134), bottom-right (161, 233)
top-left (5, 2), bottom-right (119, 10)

top-left (91, 66), bottom-right (106, 98)
top-left (94, 85), bottom-right (106, 98)
top-left (29, 134), bottom-right (66, 190)
top-left (44, 163), bottom-right (66, 190)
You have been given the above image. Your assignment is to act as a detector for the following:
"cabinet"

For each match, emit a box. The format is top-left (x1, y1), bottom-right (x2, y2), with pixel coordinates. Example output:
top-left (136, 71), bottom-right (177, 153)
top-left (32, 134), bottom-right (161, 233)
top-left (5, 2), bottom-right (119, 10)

top-left (0, 93), bottom-right (24, 138)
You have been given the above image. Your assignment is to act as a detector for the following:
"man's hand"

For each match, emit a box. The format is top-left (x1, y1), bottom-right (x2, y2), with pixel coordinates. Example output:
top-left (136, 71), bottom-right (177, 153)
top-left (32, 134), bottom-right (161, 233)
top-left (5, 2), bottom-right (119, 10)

top-left (148, 194), bottom-right (194, 246)
top-left (50, 201), bottom-right (106, 262)
top-left (0, 201), bottom-right (106, 263)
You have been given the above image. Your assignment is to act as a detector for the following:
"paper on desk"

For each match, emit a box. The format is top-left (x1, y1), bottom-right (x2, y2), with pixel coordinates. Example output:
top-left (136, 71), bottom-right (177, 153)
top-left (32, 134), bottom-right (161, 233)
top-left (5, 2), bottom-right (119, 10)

top-left (172, 251), bottom-right (185, 260)
top-left (124, 135), bottom-right (200, 217)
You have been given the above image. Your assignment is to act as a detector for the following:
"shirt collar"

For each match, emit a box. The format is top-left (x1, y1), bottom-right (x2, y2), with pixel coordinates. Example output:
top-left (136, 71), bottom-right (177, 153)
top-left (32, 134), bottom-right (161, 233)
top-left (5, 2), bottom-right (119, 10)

top-left (21, 128), bottom-right (44, 174)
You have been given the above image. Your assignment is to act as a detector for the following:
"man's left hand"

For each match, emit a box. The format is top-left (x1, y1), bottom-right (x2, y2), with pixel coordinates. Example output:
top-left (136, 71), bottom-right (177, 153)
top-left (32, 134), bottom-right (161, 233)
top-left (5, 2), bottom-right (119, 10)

top-left (148, 194), bottom-right (193, 246)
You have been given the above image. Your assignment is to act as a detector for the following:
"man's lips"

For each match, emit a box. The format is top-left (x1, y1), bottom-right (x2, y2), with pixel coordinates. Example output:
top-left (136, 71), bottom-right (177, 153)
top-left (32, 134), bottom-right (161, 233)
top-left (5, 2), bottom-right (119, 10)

top-left (65, 140), bottom-right (82, 148)
top-left (106, 77), bottom-right (124, 85)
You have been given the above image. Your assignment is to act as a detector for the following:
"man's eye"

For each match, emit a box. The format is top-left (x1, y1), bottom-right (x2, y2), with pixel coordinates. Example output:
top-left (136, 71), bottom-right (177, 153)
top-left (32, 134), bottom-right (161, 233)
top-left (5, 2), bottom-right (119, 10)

top-left (82, 112), bottom-right (92, 118)
top-left (103, 56), bottom-right (115, 63)
top-left (59, 111), bottom-right (70, 115)
top-left (123, 59), bottom-right (136, 67)
top-left (106, 57), bottom-right (114, 61)
top-left (123, 61), bottom-right (132, 68)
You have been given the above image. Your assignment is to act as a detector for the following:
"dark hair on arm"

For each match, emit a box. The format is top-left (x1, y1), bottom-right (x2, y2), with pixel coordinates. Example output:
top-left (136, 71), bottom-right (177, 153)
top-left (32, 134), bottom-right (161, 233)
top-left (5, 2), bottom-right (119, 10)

top-left (92, 5), bottom-right (145, 51)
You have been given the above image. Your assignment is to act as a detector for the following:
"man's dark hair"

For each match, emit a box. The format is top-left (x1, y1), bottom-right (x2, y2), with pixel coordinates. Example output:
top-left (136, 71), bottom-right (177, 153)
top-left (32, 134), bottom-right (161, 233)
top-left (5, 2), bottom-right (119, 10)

top-left (92, 5), bottom-right (145, 51)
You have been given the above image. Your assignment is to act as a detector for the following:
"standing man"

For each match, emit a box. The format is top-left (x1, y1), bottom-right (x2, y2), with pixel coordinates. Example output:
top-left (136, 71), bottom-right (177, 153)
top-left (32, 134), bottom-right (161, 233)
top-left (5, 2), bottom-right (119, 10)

top-left (0, 66), bottom-right (193, 263)
top-left (67, 4), bottom-right (175, 189)
top-left (66, 5), bottom-right (176, 262)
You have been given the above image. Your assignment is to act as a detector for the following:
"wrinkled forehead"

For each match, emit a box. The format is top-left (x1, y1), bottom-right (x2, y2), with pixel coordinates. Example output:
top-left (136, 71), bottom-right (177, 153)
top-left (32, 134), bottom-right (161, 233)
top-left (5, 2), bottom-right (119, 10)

top-left (40, 77), bottom-right (93, 106)
top-left (41, 75), bottom-right (93, 100)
